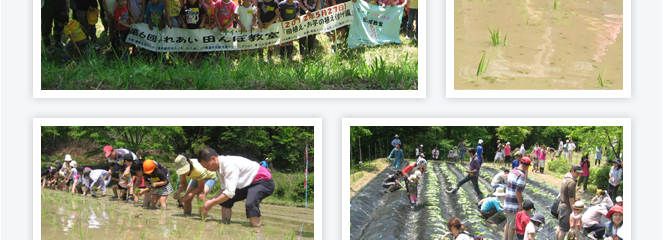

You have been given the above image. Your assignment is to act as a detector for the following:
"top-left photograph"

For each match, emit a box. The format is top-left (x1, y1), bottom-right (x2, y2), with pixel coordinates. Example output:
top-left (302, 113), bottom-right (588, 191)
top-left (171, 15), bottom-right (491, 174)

top-left (36, 0), bottom-right (425, 98)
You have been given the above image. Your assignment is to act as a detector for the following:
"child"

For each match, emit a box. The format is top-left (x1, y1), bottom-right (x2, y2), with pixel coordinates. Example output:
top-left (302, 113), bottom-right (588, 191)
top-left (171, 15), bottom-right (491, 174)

top-left (142, 159), bottom-right (174, 209)
top-left (216, 0), bottom-right (238, 32)
top-left (603, 205), bottom-right (623, 240)
top-left (114, 0), bottom-right (133, 57)
top-left (71, 166), bottom-right (92, 194)
top-left (329, 0), bottom-right (349, 53)
top-left (257, 0), bottom-right (279, 61)
top-left (567, 201), bottom-right (585, 240)
top-left (531, 146), bottom-right (540, 173)
top-left (515, 200), bottom-right (535, 240)
top-left (590, 189), bottom-right (614, 210)
top-left (298, 0), bottom-right (318, 57)
top-left (145, 0), bottom-right (166, 30)
top-left (278, 0), bottom-right (300, 60)
top-left (172, 154), bottom-right (218, 215)
top-left (406, 170), bottom-right (421, 208)
top-left (378, 0), bottom-right (405, 7)
top-left (512, 150), bottom-right (521, 169)
top-left (180, 0), bottom-right (207, 29)
top-left (382, 170), bottom-right (404, 192)
top-left (203, 0), bottom-right (216, 29)
top-left (168, 0), bottom-right (183, 28)
top-left (524, 213), bottom-right (545, 240)
top-left (63, 161), bottom-right (79, 192)
top-left (129, 161), bottom-right (153, 207)
top-left (110, 154), bottom-right (134, 201)
top-left (236, 0), bottom-right (257, 33)
top-left (73, 0), bottom-right (101, 50)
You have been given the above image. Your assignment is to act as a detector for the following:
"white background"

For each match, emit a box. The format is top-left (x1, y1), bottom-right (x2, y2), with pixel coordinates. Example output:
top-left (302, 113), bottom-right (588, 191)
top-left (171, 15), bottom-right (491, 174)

top-left (2, 0), bottom-right (662, 239)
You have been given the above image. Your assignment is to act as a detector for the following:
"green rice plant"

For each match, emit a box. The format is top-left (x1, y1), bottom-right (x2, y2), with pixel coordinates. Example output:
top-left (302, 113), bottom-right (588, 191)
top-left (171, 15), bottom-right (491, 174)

top-left (553, 0), bottom-right (561, 10)
top-left (487, 26), bottom-right (502, 46)
top-left (476, 51), bottom-right (492, 76)
top-left (597, 70), bottom-right (607, 88)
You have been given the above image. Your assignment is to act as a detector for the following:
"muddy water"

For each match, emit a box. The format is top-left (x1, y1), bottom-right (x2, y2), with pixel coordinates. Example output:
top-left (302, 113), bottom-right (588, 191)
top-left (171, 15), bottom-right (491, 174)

top-left (41, 189), bottom-right (314, 240)
top-left (454, 0), bottom-right (624, 90)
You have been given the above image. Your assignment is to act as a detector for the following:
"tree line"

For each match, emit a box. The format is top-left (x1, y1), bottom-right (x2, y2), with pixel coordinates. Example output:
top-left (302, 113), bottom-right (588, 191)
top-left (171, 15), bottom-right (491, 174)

top-left (42, 126), bottom-right (314, 173)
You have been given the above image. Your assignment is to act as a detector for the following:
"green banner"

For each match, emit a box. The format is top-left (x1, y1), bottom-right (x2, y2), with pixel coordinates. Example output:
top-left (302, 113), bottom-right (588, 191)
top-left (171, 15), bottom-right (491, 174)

top-left (348, 1), bottom-right (404, 48)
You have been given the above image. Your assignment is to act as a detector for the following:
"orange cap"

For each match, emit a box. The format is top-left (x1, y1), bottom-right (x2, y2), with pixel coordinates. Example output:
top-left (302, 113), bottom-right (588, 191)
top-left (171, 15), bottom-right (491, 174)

top-left (143, 160), bottom-right (156, 174)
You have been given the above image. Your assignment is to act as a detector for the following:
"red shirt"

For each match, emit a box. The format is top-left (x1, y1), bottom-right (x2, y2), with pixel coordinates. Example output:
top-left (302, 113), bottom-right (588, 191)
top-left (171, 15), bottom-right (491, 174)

top-left (401, 163), bottom-right (425, 178)
top-left (515, 211), bottom-right (530, 235)
top-left (115, 5), bottom-right (131, 30)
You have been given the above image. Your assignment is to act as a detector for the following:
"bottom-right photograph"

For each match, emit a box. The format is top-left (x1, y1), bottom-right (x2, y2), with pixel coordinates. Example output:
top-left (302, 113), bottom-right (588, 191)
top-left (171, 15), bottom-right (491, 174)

top-left (343, 118), bottom-right (630, 240)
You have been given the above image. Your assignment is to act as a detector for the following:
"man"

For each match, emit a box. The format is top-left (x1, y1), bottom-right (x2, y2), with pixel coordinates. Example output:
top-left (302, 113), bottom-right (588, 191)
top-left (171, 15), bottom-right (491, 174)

top-left (432, 146), bottom-right (439, 160)
top-left (567, 139), bottom-right (576, 163)
top-left (563, 140), bottom-right (570, 160)
top-left (103, 145), bottom-right (138, 177)
top-left (477, 139), bottom-right (484, 166)
top-left (477, 187), bottom-right (506, 224)
top-left (260, 158), bottom-right (271, 172)
top-left (388, 143), bottom-right (405, 170)
top-left (557, 138), bottom-right (564, 159)
top-left (445, 148), bottom-right (482, 199)
top-left (555, 164), bottom-right (583, 240)
top-left (491, 168), bottom-right (509, 190)
top-left (82, 168), bottom-right (112, 197)
top-left (198, 148), bottom-right (275, 233)
top-left (458, 140), bottom-right (467, 162)
top-left (503, 156), bottom-right (531, 240)
top-left (391, 134), bottom-right (401, 147)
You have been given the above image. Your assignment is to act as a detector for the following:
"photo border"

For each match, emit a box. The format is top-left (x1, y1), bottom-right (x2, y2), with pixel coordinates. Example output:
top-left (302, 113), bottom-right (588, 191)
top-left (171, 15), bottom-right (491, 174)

top-left (445, 0), bottom-right (631, 98)
top-left (342, 118), bottom-right (631, 239)
top-left (33, 1), bottom-right (426, 98)
top-left (34, 118), bottom-right (322, 239)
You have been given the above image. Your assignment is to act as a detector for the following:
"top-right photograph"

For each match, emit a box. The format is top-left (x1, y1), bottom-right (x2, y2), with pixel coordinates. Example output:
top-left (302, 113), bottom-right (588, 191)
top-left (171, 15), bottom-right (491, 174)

top-left (447, 0), bottom-right (630, 97)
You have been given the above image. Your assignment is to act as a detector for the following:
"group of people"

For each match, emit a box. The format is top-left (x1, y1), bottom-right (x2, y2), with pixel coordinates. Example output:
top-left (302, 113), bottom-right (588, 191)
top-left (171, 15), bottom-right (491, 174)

top-left (41, 0), bottom-right (419, 62)
top-left (41, 146), bottom-right (276, 232)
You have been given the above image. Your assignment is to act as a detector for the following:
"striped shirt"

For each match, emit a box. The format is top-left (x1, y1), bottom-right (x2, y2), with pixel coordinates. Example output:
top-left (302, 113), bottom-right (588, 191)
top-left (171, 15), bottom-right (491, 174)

top-left (504, 168), bottom-right (527, 212)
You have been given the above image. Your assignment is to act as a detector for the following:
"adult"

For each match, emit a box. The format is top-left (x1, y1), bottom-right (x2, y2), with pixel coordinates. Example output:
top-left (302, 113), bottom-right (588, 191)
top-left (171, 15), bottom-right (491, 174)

top-left (608, 159), bottom-right (623, 203)
top-left (432, 146), bottom-right (439, 160)
top-left (555, 164), bottom-right (583, 240)
top-left (103, 145), bottom-right (138, 174)
top-left (42, 0), bottom-right (69, 54)
top-left (405, 0), bottom-right (417, 40)
top-left (441, 218), bottom-right (474, 240)
top-left (577, 155), bottom-right (591, 193)
top-left (563, 140), bottom-right (570, 160)
top-left (260, 158), bottom-right (271, 172)
top-left (476, 139), bottom-right (484, 166)
top-left (402, 158), bottom-right (426, 179)
top-left (511, 151), bottom-right (522, 169)
top-left (446, 148), bottom-right (482, 199)
top-left (451, 146), bottom-right (459, 162)
top-left (595, 146), bottom-right (603, 167)
top-left (567, 139), bottom-right (576, 163)
top-left (582, 203), bottom-right (609, 240)
top-left (531, 144), bottom-right (540, 173)
top-left (458, 140), bottom-right (467, 163)
top-left (503, 156), bottom-right (531, 240)
top-left (173, 154), bottom-right (218, 215)
top-left (82, 169), bottom-right (112, 197)
top-left (198, 148), bottom-right (275, 231)
top-left (388, 143), bottom-right (405, 170)
top-left (58, 154), bottom-right (74, 190)
top-left (537, 145), bottom-right (547, 174)
top-left (504, 142), bottom-right (511, 168)
top-left (520, 143), bottom-right (526, 156)
top-left (415, 144), bottom-right (424, 158)
top-left (477, 188), bottom-right (506, 223)
top-left (494, 140), bottom-right (503, 164)
top-left (391, 134), bottom-right (401, 147)
top-left (491, 168), bottom-right (509, 190)
top-left (557, 138), bottom-right (565, 159)
top-left (382, 171), bottom-right (404, 192)
top-left (603, 206), bottom-right (623, 240)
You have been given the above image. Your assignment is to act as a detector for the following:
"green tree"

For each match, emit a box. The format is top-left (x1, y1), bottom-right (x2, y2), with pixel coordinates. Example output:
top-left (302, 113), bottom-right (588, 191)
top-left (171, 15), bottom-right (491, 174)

top-left (569, 126), bottom-right (623, 159)
top-left (496, 126), bottom-right (531, 146)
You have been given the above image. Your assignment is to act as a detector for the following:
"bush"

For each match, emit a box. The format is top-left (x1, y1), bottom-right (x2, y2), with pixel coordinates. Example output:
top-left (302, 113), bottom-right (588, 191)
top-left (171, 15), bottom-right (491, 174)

top-left (292, 174), bottom-right (314, 203)
top-left (547, 158), bottom-right (571, 174)
top-left (591, 164), bottom-right (623, 197)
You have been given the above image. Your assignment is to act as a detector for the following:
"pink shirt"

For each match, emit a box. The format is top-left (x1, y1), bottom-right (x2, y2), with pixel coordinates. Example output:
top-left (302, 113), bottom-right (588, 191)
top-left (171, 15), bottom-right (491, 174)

top-left (378, 0), bottom-right (404, 5)
top-left (539, 150), bottom-right (546, 161)
top-left (252, 166), bottom-right (272, 183)
top-left (216, 0), bottom-right (237, 27)
top-left (505, 146), bottom-right (511, 156)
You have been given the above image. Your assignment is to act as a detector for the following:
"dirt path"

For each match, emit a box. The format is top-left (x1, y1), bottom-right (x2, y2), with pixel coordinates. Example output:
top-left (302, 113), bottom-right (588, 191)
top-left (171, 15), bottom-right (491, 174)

top-left (350, 158), bottom-right (396, 198)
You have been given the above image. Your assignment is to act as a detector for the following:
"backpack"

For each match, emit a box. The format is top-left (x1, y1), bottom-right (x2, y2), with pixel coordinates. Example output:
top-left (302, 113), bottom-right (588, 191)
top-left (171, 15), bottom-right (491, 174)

top-left (459, 231), bottom-right (484, 240)
top-left (551, 198), bottom-right (561, 219)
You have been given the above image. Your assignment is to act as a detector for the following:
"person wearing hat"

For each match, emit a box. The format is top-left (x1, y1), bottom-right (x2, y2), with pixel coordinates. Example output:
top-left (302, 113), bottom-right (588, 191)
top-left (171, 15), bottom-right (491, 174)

top-left (62, 160), bottom-right (79, 192)
top-left (446, 148), bottom-right (483, 199)
top-left (608, 159), bottom-right (623, 203)
top-left (515, 199), bottom-right (536, 240)
top-left (477, 188), bottom-right (506, 223)
top-left (512, 151), bottom-right (522, 169)
top-left (603, 205), bottom-right (623, 240)
top-left (524, 213), bottom-right (545, 240)
top-left (103, 145), bottom-right (137, 174)
top-left (173, 154), bottom-right (218, 215)
top-left (458, 140), bottom-right (467, 163)
top-left (406, 170), bottom-right (423, 208)
top-left (259, 158), bottom-right (271, 171)
top-left (495, 140), bottom-right (504, 164)
top-left (491, 168), bottom-right (509, 190)
top-left (128, 161), bottom-right (153, 207)
top-left (388, 143), bottom-right (405, 170)
top-left (582, 203), bottom-right (609, 240)
top-left (140, 159), bottom-right (174, 209)
top-left (82, 168), bottom-right (111, 197)
top-left (590, 189), bottom-right (614, 210)
top-left (197, 148), bottom-right (275, 231)
top-left (615, 196), bottom-right (623, 207)
top-left (567, 201), bottom-right (585, 240)
top-left (476, 139), bottom-right (484, 166)
top-left (577, 155), bottom-right (591, 193)
top-left (504, 142), bottom-right (512, 168)
top-left (503, 156), bottom-right (531, 240)
top-left (555, 164), bottom-right (583, 240)
top-left (71, 166), bottom-right (92, 194)
top-left (391, 134), bottom-right (401, 147)
top-left (109, 154), bottom-right (135, 201)
top-left (402, 159), bottom-right (426, 207)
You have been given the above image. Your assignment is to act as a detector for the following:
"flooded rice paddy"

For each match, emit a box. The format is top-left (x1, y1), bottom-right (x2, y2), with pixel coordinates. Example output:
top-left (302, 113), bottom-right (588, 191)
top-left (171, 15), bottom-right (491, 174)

top-left (454, 0), bottom-right (624, 90)
top-left (41, 189), bottom-right (313, 240)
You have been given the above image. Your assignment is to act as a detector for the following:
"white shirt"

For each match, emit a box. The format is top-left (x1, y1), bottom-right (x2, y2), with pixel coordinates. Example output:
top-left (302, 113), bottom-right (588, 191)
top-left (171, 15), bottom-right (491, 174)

top-left (432, 149), bottom-right (439, 158)
top-left (455, 233), bottom-right (472, 240)
top-left (568, 143), bottom-right (576, 151)
top-left (67, 168), bottom-right (78, 180)
top-left (89, 169), bottom-right (109, 187)
top-left (491, 172), bottom-right (507, 186)
top-left (523, 222), bottom-right (537, 240)
top-left (609, 166), bottom-right (622, 186)
top-left (216, 155), bottom-right (260, 199)
top-left (236, 5), bottom-right (257, 30)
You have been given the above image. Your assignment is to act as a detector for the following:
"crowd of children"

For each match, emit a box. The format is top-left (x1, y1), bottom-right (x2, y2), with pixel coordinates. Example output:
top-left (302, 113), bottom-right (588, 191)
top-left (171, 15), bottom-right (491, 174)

top-left (42, 0), bottom-right (418, 62)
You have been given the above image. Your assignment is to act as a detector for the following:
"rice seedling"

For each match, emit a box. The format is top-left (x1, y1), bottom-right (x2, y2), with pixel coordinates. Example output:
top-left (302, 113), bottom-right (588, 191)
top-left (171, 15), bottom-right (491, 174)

top-left (553, 0), bottom-right (561, 10)
top-left (487, 26), bottom-right (508, 46)
top-left (597, 70), bottom-right (607, 88)
top-left (476, 51), bottom-right (492, 76)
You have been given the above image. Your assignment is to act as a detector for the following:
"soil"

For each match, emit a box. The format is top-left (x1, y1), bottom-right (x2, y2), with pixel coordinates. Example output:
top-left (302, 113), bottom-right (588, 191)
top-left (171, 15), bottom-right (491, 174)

top-left (350, 158), bottom-right (393, 198)
top-left (41, 189), bottom-right (314, 240)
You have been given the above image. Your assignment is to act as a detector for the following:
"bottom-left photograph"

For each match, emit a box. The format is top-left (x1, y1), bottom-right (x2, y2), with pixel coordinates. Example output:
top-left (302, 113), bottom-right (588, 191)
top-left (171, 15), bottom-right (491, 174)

top-left (34, 118), bottom-right (322, 240)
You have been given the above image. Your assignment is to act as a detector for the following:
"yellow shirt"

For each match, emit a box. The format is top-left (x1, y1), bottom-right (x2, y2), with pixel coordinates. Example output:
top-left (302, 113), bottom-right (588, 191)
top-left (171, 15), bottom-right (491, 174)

top-left (64, 20), bottom-right (87, 42)
top-left (170, 0), bottom-right (182, 17)
top-left (409, 0), bottom-right (417, 9)
top-left (189, 159), bottom-right (217, 181)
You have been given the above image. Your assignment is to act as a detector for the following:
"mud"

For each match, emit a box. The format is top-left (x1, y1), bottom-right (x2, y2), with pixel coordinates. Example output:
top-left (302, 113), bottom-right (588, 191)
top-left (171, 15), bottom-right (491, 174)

top-left (454, 0), bottom-right (624, 90)
top-left (41, 189), bottom-right (313, 240)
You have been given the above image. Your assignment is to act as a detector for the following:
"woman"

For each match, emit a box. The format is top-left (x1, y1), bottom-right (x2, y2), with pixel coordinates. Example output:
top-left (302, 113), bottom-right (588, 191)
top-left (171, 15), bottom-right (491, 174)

top-left (582, 203), bottom-right (608, 240)
top-left (608, 159), bottom-right (623, 203)
top-left (603, 205), bottom-right (623, 240)
top-left (173, 154), bottom-right (218, 215)
top-left (504, 142), bottom-right (511, 168)
top-left (577, 155), bottom-right (590, 193)
top-left (441, 218), bottom-right (473, 240)
top-left (595, 146), bottom-right (602, 166)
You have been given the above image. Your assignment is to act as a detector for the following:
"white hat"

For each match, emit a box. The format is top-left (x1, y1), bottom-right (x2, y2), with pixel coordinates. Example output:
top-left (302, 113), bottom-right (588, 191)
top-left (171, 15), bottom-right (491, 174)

top-left (616, 196), bottom-right (623, 203)
top-left (493, 187), bottom-right (506, 197)
top-left (420, 144), bottom-right (424, 148)
top-left (414, 170), bottom-right (422, 179)
top-left (497, 140), bottom-right (501, 143)
top-left (478, 139), bottom-right (484, 144)
top-left (506, 142), bottom-right (510, 145)
top-left (70, 161), bottom-right (77, 168)
top-left (566, 140), bottom-right (570, 143)
top-left (64, 154), bottom-right (73, 161)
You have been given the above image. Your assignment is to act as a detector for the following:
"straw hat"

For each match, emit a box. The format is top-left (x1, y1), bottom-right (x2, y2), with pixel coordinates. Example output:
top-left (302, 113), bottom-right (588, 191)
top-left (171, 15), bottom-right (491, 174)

top-left (573, 201), bottom-right (585, 210)
top-left (493, 187), bottom-right (506, 197)
top-left (87, 8), bottom-right (98, 25)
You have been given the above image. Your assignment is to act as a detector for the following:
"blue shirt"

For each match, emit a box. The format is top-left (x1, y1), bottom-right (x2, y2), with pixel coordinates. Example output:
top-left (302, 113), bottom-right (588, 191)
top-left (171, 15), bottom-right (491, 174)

top-left (146, 2), bottom-right (166, 27)
top-left (512, 159), bottom-right (520, 169)
top-left (481, 197), bottom-right (504, 212)
top-left (391, 138), bottom-right (401, 147)
top-left (388, 148), bottom-right (404, 162)
top-left (260, 161), bottom-right (269, 168)
top-left (477, 145), bottom-right (484, 164)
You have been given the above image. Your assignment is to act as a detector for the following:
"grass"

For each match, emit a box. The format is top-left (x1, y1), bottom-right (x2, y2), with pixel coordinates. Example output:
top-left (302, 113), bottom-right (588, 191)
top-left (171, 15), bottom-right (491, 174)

top-left (476, 51), bottom-right (491, 76)
top-left (597, 70), bottom-right (607, 88)
top-left (553, 0), bottom-right (561, 10)
top-left (487, 26), bottom-right (508, 46)
top-left (41, 27), bottom-right (418, 90)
